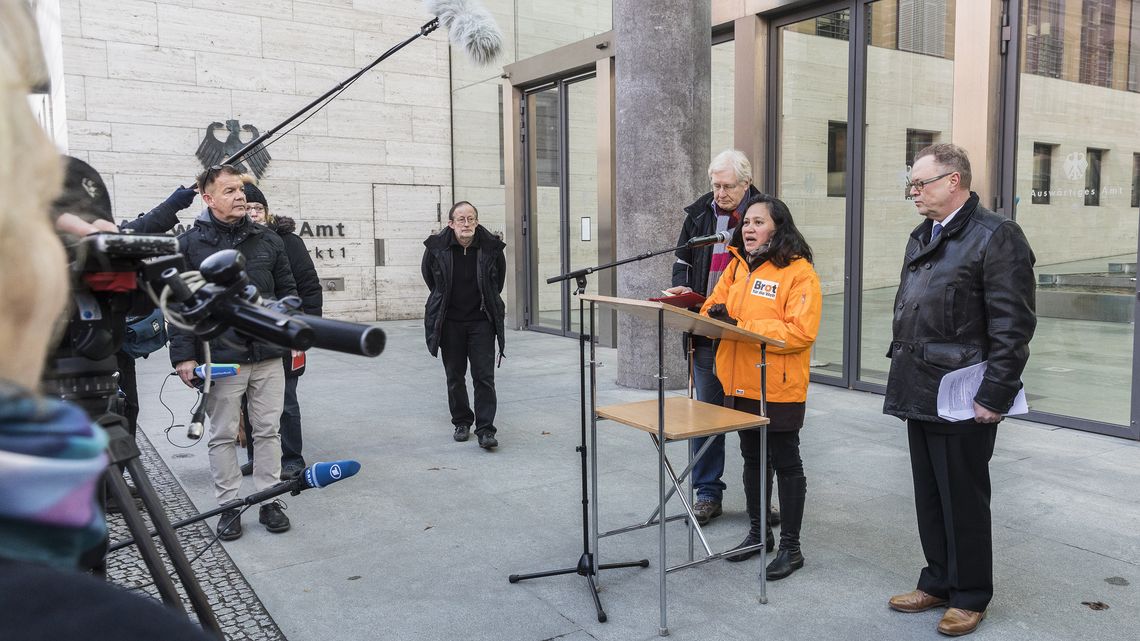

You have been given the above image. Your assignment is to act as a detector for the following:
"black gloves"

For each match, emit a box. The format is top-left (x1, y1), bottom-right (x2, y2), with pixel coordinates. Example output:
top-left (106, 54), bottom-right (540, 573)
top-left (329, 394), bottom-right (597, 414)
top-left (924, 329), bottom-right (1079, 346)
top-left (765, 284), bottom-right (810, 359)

top-left (707, 303), bottom-right (737, 326)
top-left (163, 185), bottom-right (197, 211)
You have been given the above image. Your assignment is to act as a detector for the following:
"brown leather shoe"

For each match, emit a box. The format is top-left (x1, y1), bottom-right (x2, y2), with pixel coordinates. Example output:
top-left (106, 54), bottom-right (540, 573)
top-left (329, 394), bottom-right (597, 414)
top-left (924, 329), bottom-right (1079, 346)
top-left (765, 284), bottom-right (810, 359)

top-left (937, 608), bottom-right (985, 636)
top-left (888, 589), bottom-right (948, 613)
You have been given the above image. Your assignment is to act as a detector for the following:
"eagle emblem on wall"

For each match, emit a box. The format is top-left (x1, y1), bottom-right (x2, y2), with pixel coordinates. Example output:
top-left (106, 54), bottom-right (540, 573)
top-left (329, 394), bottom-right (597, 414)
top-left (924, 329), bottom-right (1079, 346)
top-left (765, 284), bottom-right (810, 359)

top-left (195, 120), bottom-right (272, 179)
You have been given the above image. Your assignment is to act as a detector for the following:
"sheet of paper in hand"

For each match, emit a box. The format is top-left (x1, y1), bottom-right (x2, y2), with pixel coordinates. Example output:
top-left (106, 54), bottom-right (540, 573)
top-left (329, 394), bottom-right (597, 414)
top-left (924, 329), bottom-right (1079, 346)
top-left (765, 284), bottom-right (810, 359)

top-left (937, 360), bottom-right (1028, 421)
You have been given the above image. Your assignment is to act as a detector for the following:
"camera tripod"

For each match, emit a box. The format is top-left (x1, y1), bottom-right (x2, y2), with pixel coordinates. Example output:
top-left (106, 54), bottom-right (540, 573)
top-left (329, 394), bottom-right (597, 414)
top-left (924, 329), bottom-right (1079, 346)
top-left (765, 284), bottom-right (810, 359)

top-left (46, 358), bottom-right (224, 639)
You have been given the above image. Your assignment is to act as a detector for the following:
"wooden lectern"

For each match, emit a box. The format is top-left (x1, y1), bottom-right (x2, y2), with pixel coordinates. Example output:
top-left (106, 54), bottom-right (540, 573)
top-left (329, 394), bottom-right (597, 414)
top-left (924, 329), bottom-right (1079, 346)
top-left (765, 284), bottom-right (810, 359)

top-left (580, 294), bottom-right (784, 636)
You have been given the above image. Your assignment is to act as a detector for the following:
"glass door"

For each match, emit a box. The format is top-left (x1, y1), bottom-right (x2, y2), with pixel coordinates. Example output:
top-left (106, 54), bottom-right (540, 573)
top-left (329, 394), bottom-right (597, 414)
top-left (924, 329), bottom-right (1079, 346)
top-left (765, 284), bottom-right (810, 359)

top-left (523, 73), bottom-right (599, 337)
top-left (858, 0), bottom-right (957, 387)
top-left (773, 7), bottom-right (852, 381)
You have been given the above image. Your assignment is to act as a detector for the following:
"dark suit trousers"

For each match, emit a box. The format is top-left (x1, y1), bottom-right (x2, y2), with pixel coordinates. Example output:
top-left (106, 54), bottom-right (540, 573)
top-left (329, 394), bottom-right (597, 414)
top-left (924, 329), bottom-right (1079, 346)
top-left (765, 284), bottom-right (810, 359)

top-left (907, 419), bottom-right (998, 612)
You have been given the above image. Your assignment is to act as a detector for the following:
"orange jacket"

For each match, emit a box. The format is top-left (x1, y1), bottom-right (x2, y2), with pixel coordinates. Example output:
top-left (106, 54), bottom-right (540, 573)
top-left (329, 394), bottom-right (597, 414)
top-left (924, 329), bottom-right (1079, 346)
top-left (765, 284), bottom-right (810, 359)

top-left (700, 248), bottom-right (822, 403)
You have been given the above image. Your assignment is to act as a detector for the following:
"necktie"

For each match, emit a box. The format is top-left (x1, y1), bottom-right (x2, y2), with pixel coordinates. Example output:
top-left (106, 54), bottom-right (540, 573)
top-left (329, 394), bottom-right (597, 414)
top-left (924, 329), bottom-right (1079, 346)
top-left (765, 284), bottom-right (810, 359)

top-left (931, 223), bottom-right (943, 243)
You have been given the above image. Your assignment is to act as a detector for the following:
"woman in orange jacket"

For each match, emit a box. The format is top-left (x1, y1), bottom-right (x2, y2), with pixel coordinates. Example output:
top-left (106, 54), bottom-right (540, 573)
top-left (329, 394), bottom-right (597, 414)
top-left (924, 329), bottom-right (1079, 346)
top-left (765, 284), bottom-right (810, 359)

top-left (700, 193), bottom-right (822, 580)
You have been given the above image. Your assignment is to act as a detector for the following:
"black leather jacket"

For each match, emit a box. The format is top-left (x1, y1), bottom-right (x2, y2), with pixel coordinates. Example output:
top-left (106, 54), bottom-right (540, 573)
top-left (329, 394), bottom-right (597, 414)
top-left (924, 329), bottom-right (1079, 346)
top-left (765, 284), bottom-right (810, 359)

top-left (421, 225), bottom-right (506, 359)
top-left (883, 193), bottom-right (1036, 423)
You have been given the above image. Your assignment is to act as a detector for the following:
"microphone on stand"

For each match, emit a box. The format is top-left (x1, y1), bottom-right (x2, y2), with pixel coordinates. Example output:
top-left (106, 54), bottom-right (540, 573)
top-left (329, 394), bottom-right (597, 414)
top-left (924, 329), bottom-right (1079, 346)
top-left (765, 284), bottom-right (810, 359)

top-left (107, 460), bottom-right (363, 552)
top-left (686, 229), bottom-right (734, 248)
top-left (424, 0), bottom-right (504, 65)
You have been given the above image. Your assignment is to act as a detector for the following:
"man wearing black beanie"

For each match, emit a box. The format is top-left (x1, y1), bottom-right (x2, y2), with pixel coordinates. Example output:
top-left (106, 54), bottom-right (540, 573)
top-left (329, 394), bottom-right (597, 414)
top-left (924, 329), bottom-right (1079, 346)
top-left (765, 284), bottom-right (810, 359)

top-left (240, 181), bottom-right (323, 480)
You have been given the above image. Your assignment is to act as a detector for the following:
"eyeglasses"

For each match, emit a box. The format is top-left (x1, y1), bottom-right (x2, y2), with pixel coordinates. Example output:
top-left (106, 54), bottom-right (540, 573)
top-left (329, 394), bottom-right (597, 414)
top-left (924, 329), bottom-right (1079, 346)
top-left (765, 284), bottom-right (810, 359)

top-left (905, 172), bottom-right (954, 193)
top-left (452, 216), bottom-right (478, 225)
top-left (246, 204), bottom-right (266, 213)
top-left (711, 182), bottom-right (742, 193)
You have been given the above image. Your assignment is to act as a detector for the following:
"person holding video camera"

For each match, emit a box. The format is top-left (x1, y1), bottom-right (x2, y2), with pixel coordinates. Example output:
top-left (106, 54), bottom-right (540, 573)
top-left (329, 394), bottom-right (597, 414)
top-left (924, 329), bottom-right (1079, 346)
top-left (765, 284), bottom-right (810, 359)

top-left (51, 155), bottom-right (197, 442)
top-left (170, 165), bottom-right (298, 541)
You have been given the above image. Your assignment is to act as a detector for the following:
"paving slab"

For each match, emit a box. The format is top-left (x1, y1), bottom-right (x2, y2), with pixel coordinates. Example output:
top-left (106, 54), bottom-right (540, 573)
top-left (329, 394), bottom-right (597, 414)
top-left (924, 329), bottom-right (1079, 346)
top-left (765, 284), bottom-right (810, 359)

top-left (127, 321), bottom-right (1140, 640)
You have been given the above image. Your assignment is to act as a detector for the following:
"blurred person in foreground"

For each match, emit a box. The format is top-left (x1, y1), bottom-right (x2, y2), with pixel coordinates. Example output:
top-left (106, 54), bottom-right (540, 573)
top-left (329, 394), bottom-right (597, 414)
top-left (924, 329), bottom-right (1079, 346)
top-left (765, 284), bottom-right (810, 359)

top-left (700, 193), bottom-right (821, 581)
top-left (0, 5), bottom-right (209, 639)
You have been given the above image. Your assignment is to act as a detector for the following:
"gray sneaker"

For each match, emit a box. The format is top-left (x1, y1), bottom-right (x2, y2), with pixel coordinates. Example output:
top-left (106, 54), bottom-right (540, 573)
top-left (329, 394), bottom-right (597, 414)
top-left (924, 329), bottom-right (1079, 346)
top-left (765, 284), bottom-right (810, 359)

top-left (692, 499), bottom-right (722, 525)
top-left (454, 425), bottom-right (471, 442)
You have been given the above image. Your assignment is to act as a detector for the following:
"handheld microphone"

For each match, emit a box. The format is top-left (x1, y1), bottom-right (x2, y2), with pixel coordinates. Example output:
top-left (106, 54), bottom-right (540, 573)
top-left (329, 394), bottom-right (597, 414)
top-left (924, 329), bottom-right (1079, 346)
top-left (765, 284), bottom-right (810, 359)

top-left (187, 402), bottom-right (205, 440)
top-left (686, 229), bottom-right (733, 248)
top-left (424, 0), bottom-right (504, 65)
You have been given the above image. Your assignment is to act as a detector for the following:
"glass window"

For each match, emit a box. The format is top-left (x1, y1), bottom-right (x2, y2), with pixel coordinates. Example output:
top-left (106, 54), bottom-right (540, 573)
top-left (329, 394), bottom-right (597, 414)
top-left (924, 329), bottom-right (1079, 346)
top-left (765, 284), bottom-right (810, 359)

top-left (1079, 0), bottom-right (1116, 87)
top-left (905, 129), bottom-right (937, 168)
top-left (828, 121), bottom-right (848, 198)
top-left (897, 0), bottom-right (948, 57)
top-left (534, 92), bottom-right (561, 188)
top-left (778, 9), bottom-right (852, 379)
top-left (1130, 2), bottom-right (1140, 92)
top-left (1032, 143), bottom-right (1055, 204)
top-left (816, 10), bottom-right (851, 41)
top-left (859, 0), bottom-right (955, 386)
top-left (1016, 0), bottom-right (1136, 427)
top-left (711, 39), bottom-right (736, 158)
top-left (1026, 0), bottom-right (1066, 78)
top-left (1085, 147), bottom-right (1104, 206)
top-left (1133, 153), bottom-right (1140, 208)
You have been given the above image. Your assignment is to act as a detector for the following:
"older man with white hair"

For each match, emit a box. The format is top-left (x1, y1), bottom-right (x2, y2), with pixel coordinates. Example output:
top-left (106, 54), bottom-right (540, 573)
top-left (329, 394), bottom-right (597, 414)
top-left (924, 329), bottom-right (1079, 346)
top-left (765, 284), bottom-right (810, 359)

top-left (662, 149), bottom-right (771, 538)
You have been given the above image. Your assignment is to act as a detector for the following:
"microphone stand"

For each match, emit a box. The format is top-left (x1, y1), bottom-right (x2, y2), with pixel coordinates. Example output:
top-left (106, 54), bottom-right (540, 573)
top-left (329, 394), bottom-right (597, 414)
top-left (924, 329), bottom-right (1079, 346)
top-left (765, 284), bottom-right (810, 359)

top-left (222, 17), bottom-right (441, 167)
top-left (107, 477), bottom-right (310, 553)
top-left (509, 241), bottom-right (694, 622)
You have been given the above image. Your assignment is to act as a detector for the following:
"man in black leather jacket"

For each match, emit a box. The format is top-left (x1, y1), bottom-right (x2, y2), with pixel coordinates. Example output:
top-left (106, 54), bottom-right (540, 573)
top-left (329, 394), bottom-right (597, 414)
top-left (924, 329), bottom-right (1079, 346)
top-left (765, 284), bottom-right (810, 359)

top-left (884, 144), bottom-right (1036, 637)
top-left (169, 165), bottom-right (297, 540)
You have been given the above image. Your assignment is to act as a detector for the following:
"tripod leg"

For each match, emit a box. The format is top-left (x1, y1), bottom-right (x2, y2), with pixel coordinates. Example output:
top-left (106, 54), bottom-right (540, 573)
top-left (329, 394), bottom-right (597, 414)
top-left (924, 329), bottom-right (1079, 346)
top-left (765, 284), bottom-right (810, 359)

top-left (124, 458), bottom-right (224, 639)
top-left (105, 467), bottom-right (182, 608)
top-left (585, 573), bottom-right (608, 623)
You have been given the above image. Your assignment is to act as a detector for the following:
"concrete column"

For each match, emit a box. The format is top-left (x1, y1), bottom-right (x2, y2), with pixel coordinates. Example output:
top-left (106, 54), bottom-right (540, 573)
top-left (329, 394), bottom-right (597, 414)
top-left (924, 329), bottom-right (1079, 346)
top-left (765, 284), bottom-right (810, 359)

top-left (614, 1), bottom-right (711, 389)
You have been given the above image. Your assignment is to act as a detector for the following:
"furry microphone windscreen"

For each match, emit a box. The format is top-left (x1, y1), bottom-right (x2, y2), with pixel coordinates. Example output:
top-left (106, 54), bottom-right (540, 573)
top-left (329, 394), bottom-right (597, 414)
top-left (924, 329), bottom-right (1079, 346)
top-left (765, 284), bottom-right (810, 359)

top-left (424, 0), bottom-right (504, 66)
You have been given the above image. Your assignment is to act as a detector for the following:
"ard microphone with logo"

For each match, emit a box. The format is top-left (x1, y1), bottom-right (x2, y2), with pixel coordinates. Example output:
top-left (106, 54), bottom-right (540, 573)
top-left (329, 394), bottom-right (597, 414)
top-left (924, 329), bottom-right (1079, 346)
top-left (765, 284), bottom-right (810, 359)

top-left (686, 229), bottom-right (734, 248)
top-left (242, 460), bottom-right (362, 506)
top-left (301, 460), bottom-right (361, 489)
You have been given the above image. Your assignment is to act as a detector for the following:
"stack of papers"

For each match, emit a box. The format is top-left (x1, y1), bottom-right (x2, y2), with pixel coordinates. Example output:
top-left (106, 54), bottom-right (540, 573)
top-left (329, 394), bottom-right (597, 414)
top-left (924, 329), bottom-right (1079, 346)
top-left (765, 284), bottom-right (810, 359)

top-left (936, 361), bottom-right (1028, 421)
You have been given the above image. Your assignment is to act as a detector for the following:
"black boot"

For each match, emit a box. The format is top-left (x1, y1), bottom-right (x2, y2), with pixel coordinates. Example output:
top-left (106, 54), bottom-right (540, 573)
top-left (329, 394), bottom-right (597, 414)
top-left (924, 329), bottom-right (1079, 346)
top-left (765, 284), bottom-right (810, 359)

top-left (765, 475), bottom-right (806, 581)
top-left (729, 453), bottom-right (774, 562)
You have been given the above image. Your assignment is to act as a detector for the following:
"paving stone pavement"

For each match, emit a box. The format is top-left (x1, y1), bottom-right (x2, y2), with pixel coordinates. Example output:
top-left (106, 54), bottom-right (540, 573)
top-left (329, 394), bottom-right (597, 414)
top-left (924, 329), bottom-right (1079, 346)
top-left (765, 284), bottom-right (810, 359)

top-left (105, 431), bottom-right (285, 641)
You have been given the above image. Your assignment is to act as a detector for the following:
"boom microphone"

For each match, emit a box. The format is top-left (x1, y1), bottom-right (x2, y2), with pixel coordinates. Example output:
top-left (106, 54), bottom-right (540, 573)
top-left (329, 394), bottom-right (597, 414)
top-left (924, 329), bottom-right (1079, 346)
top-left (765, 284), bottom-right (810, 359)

top-left (424, 0), bottom-right (504, 65)
top-left (686, 229), bottom-right (734, 248)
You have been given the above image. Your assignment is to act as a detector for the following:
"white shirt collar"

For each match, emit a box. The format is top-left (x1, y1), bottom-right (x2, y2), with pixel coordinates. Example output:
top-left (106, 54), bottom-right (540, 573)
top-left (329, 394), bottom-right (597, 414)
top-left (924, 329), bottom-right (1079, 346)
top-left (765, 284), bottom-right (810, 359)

top-left (935, 204), bottom-right (963, 231)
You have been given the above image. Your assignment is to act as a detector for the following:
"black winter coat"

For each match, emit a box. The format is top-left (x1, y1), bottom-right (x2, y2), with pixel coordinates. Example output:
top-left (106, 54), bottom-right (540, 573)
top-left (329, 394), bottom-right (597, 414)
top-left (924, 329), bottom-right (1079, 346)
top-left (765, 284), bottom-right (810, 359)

top-left (168, 209), bottom-right (298, 366)
top-left (883, 193), bottom-right (1036, 423)
top-left (671, 185), bottom-right (763, 296)
top-left (273, 217), bottom-right (323, 316)
top-left (421, 225), bottom-right (506, 359)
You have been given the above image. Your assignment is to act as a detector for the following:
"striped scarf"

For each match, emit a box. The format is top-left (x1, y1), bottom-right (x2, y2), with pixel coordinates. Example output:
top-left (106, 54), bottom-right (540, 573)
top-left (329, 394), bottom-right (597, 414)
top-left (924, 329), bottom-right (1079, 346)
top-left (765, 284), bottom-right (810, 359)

top-left (705, 201), bottom-right (745, 294)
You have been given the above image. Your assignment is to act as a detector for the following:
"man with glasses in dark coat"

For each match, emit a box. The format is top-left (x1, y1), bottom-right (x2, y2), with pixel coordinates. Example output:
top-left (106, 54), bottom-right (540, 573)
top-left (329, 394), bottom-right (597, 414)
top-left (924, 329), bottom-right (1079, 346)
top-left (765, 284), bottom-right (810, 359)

top-left (884, 144), bottom-right (1036, 637)
top-left (422, 201), bottom-right (506, 450)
